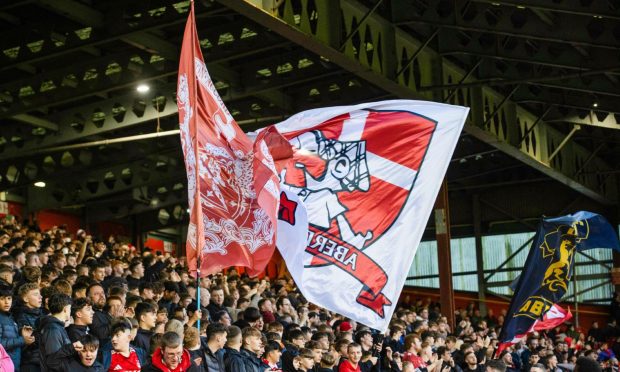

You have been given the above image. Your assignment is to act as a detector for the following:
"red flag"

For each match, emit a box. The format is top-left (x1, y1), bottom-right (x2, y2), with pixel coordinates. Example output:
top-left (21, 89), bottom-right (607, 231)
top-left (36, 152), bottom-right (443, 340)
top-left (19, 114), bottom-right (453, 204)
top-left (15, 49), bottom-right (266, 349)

top-left (177, 2), bottom-right (281, 277)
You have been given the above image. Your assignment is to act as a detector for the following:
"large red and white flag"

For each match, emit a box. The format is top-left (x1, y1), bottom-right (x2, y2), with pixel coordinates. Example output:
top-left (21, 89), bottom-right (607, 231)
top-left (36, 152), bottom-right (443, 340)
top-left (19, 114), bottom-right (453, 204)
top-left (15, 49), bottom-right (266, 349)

top-left (177, 3), bottom-right (281, 277)
top-left (271, 101), bottom-right (468, 330)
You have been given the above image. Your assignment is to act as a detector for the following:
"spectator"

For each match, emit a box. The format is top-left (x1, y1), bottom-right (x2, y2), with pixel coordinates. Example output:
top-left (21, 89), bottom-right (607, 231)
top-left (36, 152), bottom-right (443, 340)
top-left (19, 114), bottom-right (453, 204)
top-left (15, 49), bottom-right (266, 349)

top-left (575, 356), bottom-right (602, 372)
top-left (202, 322), bottom-right (227, 371)
top-left (38, 293), bottom-right (73, 372)
top-left (87, 284), bottom-right (111, 343)
top-left (14, 282), bottom-right (42, 372)
top-left (262, 340), bottom-right (282, 370)
top-left (133, 302), bottom-right (157, 352)
top-left (144, 331), bottom-right (199, 372)
top-left (318, 352), bottom-right (336, 372)
top-left (339, 343), bottom-right (362, 372)
top-left (462, 351), bottom-right (485, 372)
top-left (283, 329), bottom-right (306, 372)
top-left (528, 363), bottom-right (546, 372)
top-left (0, 284), bottom-right (34, 371)
top-left (223, 325), bottom-right (245, 372)
top-left (126, 260), bottom-right (144, 289)
top-left (66, 298), bottom-right (94, 343)
top-left (103, 319), bottom-right (147, 371)
top-left (241, 326), bottom-right (264, 372)
top-left (207, 287), bottom-right (227, 319)
top-left (47, 334), bottom-right (105, 371)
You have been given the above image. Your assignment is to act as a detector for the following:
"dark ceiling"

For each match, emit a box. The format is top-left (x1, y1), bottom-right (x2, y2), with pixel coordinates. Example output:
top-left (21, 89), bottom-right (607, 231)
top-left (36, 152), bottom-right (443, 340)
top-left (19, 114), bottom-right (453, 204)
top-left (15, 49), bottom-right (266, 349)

top-left (0, 0), bottom-right (618, 237)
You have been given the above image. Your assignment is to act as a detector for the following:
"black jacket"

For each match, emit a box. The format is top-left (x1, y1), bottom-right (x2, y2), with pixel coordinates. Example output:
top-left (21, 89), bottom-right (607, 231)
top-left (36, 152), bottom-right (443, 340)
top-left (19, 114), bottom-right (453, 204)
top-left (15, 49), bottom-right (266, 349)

top-left (126, 275), bottom-right (142, 289)
top-left (145, 260), bottom-right (167, 282)
top-left (240, 348), bottom-right (263, 372)
top-left (202, 342), bottom-right (225, 372)
top-left (0, 310), bottom-right (24, 371)
top-left (188, 348), bottom-right (207, 372)
top-left (132, 327), bottom-right (154, 353)
top-left (90, 309), bottom-right (112, 343)
top-left (206, 303), bottom-right (228, 319)
top-left (66, 324), bottom-right (90, 343)
top-left (158, 299), bottom-right (176, 315)
top-left (46, 342), bottom-right (105, 371)
top-left (224, 347), bottom-right (248, 372)
top-left (14, 305), bottom-right (42, 368)
top-left (282, 343), bottom-right (300, 372)
top-left (38, 315), bottom-right (72, 372)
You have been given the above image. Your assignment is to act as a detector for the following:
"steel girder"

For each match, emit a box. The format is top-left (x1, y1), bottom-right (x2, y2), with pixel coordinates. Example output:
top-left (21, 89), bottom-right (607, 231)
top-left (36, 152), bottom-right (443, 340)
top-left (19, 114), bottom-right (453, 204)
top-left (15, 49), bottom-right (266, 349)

top-left (27, 150), bottom-right (184, 211)
top-left (219, 0), bottom-right (616, 205)
top-left (471, 0), bottom-right (620, 21)
top-left (0, 1), bottom-right (224, 71)
top-left (0, 136), bottom-right (179, 190)
top-left (85, 181), bottom-right (187, 223)
top-left (0, 49), bottom-right (366, 161)
top-left (436, 28), bottom-right (620, 72)
top-left (392, 2), bottom-right (620, 50)
top-left (0, 50), bottom-right (176, 119)
top-left (469, 60), bottom-right (620, 99)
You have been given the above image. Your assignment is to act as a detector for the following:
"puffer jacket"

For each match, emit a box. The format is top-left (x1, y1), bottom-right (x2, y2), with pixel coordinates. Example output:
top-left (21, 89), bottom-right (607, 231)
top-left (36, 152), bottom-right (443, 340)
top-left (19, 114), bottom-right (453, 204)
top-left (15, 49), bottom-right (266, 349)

top-left (223, 347), bottom-right (247, 372)
top-left (66, 324), bottom-right (89, 343)
top-left (202, 343), bottom-right (225, 372)
top-left (0, 311), bottom-right (24, 371)
top-left (240, 348), bottom-right (263, 372)
top-left (132, 328), bottom-right (154, 353)
top-left (38, 315), bottom-right (72, 372)
top-left (13, 305), bottom-right (42, 369)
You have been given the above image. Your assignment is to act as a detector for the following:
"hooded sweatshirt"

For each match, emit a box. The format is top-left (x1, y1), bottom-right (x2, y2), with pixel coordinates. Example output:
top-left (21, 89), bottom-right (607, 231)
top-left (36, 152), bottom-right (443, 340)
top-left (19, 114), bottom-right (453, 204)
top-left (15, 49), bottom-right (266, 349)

top-left (143, 347), bottom-right (198, 372)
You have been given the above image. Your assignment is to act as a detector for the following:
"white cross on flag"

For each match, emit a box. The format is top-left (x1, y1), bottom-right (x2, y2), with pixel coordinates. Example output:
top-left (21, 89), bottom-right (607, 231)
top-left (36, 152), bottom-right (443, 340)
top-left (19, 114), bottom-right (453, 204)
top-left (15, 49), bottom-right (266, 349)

top-left (271, 101), bottom-right (468, 331)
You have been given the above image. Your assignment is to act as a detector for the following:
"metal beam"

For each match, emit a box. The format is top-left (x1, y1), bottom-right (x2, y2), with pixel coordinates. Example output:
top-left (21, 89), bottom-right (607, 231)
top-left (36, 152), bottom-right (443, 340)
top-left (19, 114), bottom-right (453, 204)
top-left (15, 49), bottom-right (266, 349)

top-left (472, 0), bottom-right (620, 21)
top-left (28, 151), bottom-right (184, 211)
top-left (12, 114), bottom-right (58, 131)
top-left (548, 112), bottom-right (620, 131)
top-left (394, 4), bottom-right (620, 50)
top-left (437, 28), bottom-right (620, 72)
top-left (219, 0), bottom-right (616, 205)
top-left (86, 187), bottom-right (187, 223)
top-left (548, 125), bottom-right (580, 163)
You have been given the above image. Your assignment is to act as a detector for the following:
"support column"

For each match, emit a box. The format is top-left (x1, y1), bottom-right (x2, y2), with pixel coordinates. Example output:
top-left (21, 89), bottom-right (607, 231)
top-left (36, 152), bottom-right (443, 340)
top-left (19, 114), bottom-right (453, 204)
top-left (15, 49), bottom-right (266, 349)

top-left (473, 194), bottom-right (487, 316)
top-left (435, 179), bottom-right (455, 329)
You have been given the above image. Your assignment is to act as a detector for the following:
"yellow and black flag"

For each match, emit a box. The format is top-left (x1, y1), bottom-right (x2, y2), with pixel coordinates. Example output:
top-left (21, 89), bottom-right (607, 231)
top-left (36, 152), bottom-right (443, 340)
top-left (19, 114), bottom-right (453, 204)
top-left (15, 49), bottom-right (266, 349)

top-left (498, 211), bottom-right (620, 353)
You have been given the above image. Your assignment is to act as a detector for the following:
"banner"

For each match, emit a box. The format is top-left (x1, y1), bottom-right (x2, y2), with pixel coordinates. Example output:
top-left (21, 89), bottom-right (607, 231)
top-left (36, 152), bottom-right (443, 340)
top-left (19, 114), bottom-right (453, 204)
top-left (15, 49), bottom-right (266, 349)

top-left (498, 211), bottom-right (620, 352)
top-left (177, 3), bottom-right (281, 277)
top-left (499, 304), bottom-right (572, 352)
top-left (271, 101), bottom-right (469, 330)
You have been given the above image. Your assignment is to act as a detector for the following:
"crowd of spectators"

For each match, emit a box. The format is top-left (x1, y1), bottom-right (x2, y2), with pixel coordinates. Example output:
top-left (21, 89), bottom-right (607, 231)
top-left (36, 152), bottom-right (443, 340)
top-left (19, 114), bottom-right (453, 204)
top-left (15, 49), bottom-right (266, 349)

top-left (0, 217), bottom-right (618, 372)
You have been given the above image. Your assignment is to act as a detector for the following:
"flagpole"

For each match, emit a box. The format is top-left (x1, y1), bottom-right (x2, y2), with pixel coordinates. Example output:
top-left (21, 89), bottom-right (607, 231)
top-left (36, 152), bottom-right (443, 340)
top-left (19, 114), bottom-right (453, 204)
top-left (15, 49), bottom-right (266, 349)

top-left (189, 0), bottom-right (203, 332)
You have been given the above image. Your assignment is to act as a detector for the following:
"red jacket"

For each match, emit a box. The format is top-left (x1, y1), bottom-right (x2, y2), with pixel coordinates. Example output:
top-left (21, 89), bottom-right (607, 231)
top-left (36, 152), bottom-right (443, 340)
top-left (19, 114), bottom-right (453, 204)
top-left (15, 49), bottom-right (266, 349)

top-left (338, 359), bottom-right (361, 372)
top-left (143, 348), bottom-right (197, 372)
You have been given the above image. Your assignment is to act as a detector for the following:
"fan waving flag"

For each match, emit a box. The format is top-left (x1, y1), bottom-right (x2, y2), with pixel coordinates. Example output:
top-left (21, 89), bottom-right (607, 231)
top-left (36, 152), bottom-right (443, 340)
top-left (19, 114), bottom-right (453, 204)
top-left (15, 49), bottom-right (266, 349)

top-left (177, 2), bottom-right (282, 277)
top-left (271, 101), bottom-right (469, 331)
top-left (497, 211), bottom-right (620, 354)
